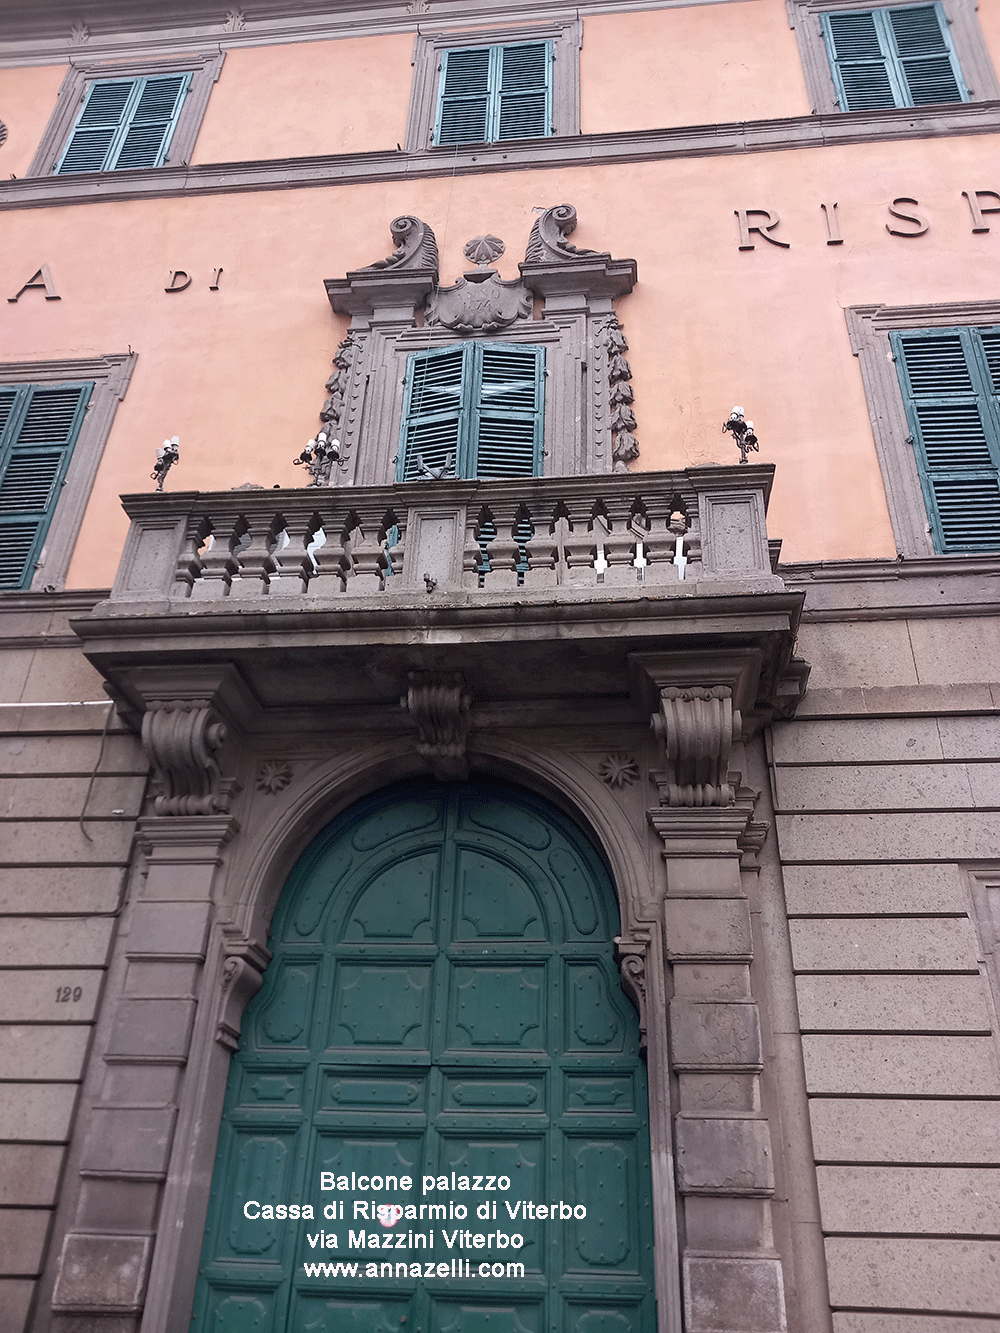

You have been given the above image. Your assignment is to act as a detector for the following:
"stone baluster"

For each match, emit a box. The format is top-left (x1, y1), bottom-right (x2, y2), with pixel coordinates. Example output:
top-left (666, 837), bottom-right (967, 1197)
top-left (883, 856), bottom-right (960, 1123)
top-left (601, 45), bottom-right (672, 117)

top-left (564, 498), bottom-right (598, 586)
top-left (267, 511), bottom-right (311, 596)
top-left (481, 502), bottom-right (521, 591)
top-left (343, 511), bottom-right (385, 595)
top-left (300, 509), bottom-right (343, 596)
top-left (462, 508), bottom-right (493, 590)
top-left (381, 511), bottom-right (405, 588)
top-left (172, 515), bottom-right (211, 598)
top-left (522, 504), bottom-right (558, 589)
top-left (551, 509), bottom-right (572, 586)
top-left (601, 494), bottom-right (641, 586)
top-left (228, 516), bottom-right (275, 598)
top-left (189, 514), bottom-right (242, 599)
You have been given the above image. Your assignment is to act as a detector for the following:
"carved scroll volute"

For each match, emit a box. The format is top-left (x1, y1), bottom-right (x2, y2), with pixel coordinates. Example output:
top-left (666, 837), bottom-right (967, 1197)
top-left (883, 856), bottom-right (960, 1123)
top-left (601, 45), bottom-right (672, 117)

top-left (614, 935), bottom-right (648, 1051)
top-left (141, 699), bottom-right (229, 816)
top-left (216, 947), bottom-right (269, 1051)
top-left (362, 215), bottom-right (439, 272)
top-left (650, 686), bottom-right (742, 807)
top-left (524, 204), bottom-right (610, 265)
top-left (401, 672), bottom-right (471, 781)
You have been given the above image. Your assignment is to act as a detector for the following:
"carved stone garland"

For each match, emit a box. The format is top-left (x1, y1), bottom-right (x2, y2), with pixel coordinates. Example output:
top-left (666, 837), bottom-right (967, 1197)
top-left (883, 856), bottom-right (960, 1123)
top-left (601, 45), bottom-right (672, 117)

top-left (608, 316), bottom-right (638, 473)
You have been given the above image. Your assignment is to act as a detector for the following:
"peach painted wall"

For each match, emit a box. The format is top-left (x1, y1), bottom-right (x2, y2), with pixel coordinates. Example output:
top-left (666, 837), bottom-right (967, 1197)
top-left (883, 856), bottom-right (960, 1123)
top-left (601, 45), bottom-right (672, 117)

top-left (581, 1), bottom-right (811, 133)
top-left (0, 64), bottom-right (69, 177)
top-left (1, 132), bottom-right (998, 584)
top-left (191, 34), bottom-right (415, 163)
top-left (974, 1), bottom-right (1000, 91)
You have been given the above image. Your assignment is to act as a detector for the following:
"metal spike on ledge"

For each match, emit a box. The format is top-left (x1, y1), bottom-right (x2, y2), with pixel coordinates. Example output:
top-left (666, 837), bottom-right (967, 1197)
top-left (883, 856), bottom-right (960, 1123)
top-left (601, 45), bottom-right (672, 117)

top-left (151, 436), bottom-right (179, 491)
top-left (722, 406), bottom-right (759, 464)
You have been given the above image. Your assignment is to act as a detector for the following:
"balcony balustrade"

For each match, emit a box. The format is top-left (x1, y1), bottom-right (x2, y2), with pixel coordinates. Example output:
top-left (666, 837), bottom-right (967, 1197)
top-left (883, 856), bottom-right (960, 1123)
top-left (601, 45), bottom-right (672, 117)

top-left (104, 465), bottom-right (782, 611)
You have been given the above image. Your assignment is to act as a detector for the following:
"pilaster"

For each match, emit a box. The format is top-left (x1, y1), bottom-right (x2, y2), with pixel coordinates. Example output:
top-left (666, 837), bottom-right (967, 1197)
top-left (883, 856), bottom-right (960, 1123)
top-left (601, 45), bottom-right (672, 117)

top-left (635, 656), bottom-right (788, 1333)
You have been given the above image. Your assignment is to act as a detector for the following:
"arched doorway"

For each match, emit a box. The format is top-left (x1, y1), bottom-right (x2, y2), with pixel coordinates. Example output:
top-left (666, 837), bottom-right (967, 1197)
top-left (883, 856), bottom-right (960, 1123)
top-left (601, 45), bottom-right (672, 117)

top-left (191, 778), bottom-right (656, 1332)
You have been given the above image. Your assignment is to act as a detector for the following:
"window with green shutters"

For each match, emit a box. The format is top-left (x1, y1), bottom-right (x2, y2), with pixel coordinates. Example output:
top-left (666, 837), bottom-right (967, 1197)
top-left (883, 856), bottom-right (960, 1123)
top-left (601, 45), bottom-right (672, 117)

top-left (890, 327), bottom-right (1000, 551)
top-left (820, 4), bottom-right (967, 109)
top-left (0, 382), bottom-right (92, 590)
top-left (434, 42), bottom-right (552, 145)
top-left (397, 342), bottom-right (544, 481)
top-left (55, 73), bottom-right (191, 173)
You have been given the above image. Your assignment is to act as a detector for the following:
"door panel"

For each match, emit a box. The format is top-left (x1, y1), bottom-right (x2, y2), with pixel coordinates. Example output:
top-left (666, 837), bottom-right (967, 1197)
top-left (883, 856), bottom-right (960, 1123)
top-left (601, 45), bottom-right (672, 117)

top-left (191, 780), bottom-right (656, 1332)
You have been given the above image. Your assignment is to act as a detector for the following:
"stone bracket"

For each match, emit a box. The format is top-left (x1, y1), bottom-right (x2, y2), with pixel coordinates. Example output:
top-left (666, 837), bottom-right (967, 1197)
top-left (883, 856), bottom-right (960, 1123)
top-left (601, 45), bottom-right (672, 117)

top-left (614, 933), bottom-right (649, 1051)
top-left (650, 685), bottom-right (742, 807)
top-left (401, 671), bottom-right (472, 780)
top-left (216, 939), bottom-right (271, 1051)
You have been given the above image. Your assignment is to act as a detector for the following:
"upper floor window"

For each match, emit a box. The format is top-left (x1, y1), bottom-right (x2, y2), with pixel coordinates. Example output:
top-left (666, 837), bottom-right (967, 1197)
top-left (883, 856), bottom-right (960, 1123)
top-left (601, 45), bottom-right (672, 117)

top-left (0, 356), bottom-right (135, 592)
top-left (56, 74), bottom-right (191, 173)
top-left (404, 22), bottom-right (580, 152)
top-left (27, 53), bottom-right (224, 179)
top-left (397, 342), bottom-right (545, 481)
top-left (890, 326), bottom-right (1000, 551)
top-left (435, 42), bottom-right (551, 145)
top-left (788, 0), bottom-right (997, 114)
top-left (821, 4), bottom-right (967, 109)
top-left (0, 382), bottom-right (92, 590)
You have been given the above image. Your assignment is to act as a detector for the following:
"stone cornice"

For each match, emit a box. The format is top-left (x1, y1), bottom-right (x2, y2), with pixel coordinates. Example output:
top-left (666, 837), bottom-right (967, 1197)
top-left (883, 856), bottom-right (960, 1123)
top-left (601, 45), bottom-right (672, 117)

top-left (0, 0), bottom-right (747, 60)
top-left (4, 102), bottom-right (1000, 212)
top-left (779, 553), bottom-right (1000, 620)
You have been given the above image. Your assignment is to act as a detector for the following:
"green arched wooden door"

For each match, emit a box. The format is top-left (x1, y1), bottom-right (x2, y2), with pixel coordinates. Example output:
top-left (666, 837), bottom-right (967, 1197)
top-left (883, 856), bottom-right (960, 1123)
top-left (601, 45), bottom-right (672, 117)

top-left (191, 779), bottom-right (656, 1333)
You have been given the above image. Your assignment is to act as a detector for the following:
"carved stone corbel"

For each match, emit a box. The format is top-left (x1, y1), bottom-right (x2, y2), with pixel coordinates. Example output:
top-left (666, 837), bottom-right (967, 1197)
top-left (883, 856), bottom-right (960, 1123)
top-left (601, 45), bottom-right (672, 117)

top-left (519, 202), bottom-right (637, 301)
top-left (401, 672), bottom-right (471, 781)
top-left (361, 215), bottom-right (439, 272)
top-left (141, 699), bottom-right (231, 816)
top-left (325, 215), bottom-right (438, 318)
top-left (614, 935), bottom-right (649, 1050)
top-left (216, 941), bottom-right (271, 1051)
top-left (524, 204), bottom-right (610, 265)
top-left (649, 686), bottom-right (742, 807)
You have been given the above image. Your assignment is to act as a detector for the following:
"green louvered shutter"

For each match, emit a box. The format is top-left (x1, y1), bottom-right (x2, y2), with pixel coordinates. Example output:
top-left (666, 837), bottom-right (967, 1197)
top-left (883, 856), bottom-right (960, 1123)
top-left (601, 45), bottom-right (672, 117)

top-left (887, 5), bottom-right (966, 103)
top-left (398, 343), bottom-right (544, 481)
top-left (397, 345), bottom-right (471, 481)
top-left (471, 343), bottom-right (545, 479)
top-left (891, 328), bottom-right (1000, 551)
top-left (56, 73), bottom-right (190, 174)
top-left (0, 382), bottom-right (92, 589)
top-left (822, 6), bottom-right (965, 110)
top-left (435, 42), bottom-right (552, 145)
top-left (496, 43), bottom-right (551, 141)
top-left (436, 47), bottom-right (492, 145)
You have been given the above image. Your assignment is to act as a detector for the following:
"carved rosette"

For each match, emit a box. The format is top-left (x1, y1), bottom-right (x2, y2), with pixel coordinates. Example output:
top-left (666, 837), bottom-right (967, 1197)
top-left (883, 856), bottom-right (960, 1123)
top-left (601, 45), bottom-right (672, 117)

top-left (402, 672), bottom-right (472, 781)
top-left (649, 686), bottom-right (742, 807)
top-left (614, 936), bottom-right (648, 1050)
top-left (141, 699), bottom-right (230, 816)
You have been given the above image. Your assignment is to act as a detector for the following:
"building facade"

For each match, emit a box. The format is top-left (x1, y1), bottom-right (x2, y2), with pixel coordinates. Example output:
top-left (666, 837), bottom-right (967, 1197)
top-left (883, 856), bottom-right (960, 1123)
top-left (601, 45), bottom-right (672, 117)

top-left (1, 1), bottom-right (999, 1331)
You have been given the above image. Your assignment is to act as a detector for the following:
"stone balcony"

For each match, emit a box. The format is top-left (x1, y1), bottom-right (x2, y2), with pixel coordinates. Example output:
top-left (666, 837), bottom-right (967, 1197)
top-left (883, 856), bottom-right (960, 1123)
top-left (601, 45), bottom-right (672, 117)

top-left (73, 465), bottom-right (807, 731)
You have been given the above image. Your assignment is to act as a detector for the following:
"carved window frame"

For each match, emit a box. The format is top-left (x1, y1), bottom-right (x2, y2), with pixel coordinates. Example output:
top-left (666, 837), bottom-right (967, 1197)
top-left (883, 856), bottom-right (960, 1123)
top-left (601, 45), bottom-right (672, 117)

top-left (26, 50), bottom-right (224, 177)
top-left (845, 300), bottom-right (1000, 557)
top-left (0, 354), bottom-right (136, 591)
top-left (787, 0), bottom-right (1000, 112)
top-left (404, 20), bottom-right (581, 153)
top-left (340, 319), bottom-right (597, 485)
